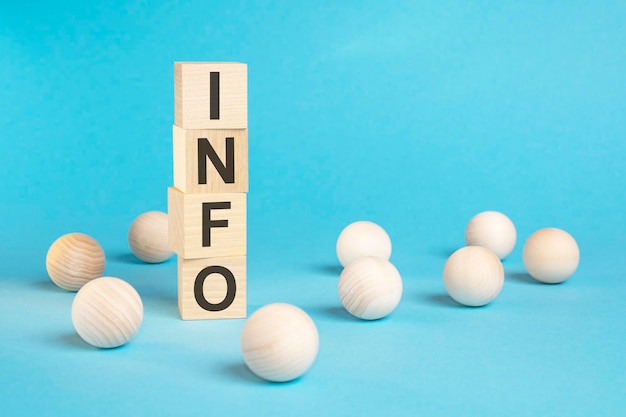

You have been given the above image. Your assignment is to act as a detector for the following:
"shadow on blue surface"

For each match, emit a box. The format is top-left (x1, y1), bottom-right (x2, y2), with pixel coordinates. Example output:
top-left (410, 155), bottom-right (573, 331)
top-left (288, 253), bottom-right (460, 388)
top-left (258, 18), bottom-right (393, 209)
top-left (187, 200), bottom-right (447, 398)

top-left (219, 362), bottom-right (309, 386)
top-left (310, 263), bottom-right (343, 276)
top-left (318, 305), bottom-right (358, 321)
top-left (53, 332), bottom-right (93, 350)
top-left (31, 279), bottom-right (62, 292)
top-left (506, 271), bottom-right (542, 285)
top-left (429, 247), bottom-right (459, 259)
top-left (220, 363), bottom-right (267, 384)
top-left (422, 293), bottom-right (464, 308)
top-left (305, 305), bottom-right (361, 322)
top-left (109, 251), bottom-right (151, 265)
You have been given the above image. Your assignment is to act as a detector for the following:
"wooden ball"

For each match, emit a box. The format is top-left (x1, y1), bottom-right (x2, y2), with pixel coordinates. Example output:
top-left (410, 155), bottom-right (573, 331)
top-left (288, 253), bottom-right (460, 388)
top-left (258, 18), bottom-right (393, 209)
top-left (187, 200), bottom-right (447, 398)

top-left (128, 211), bottom-right (172, 263)
top-left (241, 303), bottom-right (319, 382)
top-left (443, 246), bottom-right (504, 307)
top-left (72, 277), bottom-right (143, 348)
top-left (336, 221), bottom-right (392, 267)
top-left (46, 233), bottom-right (106, 291)
top-left (523, 228), bottom-right (579, 284)
top-left (465, 211), bottom-right (516, 260)
top-left (338, 256), bottom-right (403, 320)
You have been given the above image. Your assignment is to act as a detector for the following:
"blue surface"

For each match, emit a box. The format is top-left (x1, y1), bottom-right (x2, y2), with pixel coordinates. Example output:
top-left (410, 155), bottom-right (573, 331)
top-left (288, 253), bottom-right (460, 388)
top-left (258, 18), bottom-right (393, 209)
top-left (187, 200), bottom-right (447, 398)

top-left (1, 1), bottom-right (625, 416)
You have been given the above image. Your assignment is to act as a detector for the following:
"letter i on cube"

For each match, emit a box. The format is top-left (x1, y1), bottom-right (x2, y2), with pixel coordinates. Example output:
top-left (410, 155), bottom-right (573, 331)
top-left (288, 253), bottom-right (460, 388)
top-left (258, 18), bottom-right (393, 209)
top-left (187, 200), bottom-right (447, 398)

top-left (168, 62), bottom-right (248, 320)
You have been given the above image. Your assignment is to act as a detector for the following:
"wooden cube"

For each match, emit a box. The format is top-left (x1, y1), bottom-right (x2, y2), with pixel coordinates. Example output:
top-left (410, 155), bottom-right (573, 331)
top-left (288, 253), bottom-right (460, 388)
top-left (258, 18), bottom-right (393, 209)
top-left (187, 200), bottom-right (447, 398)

top-left (168, 187), bottom-right (246, 259)
top-left (173, 125), bottom-right (248, 194)
top-left (178, 255), bottom-right (246, 320)
top-left (174, 62), bottom-right (247, 129)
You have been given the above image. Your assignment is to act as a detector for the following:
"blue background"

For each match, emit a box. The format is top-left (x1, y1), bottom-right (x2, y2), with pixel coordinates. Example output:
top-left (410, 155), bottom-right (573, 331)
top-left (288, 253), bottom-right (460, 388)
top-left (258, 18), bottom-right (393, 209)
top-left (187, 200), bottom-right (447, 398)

top-left (1, 1), bottom-right (625, 416)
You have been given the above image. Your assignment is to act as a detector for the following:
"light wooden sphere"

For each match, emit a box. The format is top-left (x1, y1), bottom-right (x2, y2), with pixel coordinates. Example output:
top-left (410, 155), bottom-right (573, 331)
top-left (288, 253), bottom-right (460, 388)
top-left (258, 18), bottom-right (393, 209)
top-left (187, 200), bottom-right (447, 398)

top-left (338, 256), bottom-right (403, 320)
top-left (46, 232), bottom-right (106, 291)
top-left (443, 246), bottom-right (504, 307)
top-left (72, 277), bottom-right (143, 348)
top-left (336, 221), bottom-right (392, 267)
top-left (523, 228), bottom-right (580, 284)
top-left (241, 303), bottom-right (319, 382)
top-left (465, 211), bottom-right (516, 260)
top-left (128, 211), bottom-right (173, 263)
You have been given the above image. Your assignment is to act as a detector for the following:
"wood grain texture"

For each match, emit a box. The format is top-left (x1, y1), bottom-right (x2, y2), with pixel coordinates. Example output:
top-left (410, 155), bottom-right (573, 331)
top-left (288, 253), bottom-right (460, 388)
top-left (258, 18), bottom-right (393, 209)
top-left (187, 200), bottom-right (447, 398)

top-left (465, 211), bottom-right (517, 260)
top-left (522, 228), bottom-right (579, 284)
top-left (338, 257), bottom-right (403, 320)
top-left (168, 187), bottom-right (246, 259)
top-left (173, 125), bottom-right (248, 194)
top-left (241, 303), bottom-right (318, 382)
top-left (178, 255), bottom-right (246, 320)
top-left (336, 221), bottom-right (392, 267)
top-left (71, 277), bottom-right (143, 348)
top-left (174, 62), bottom-right (247, 129)
top-left (128, 211), bottom-right (173, 263)
top-left (46, 233), bottom-right (106, 291)
top-left (443, 246), bottom-right (504, 307)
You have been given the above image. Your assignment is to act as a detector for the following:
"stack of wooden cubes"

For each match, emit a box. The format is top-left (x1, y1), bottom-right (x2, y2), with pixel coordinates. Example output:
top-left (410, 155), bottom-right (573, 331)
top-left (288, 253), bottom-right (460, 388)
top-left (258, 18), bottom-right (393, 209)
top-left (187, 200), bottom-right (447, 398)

top-left (168, 62), bottom-right (248, 320)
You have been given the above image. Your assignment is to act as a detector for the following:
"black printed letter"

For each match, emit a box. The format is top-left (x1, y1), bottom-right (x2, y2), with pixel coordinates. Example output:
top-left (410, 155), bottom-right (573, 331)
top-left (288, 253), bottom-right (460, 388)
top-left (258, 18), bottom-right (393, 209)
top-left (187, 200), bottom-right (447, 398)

top-left (197, 137), bottom-right (235, 185)
top-left (210, 72), bottom-right (220, 120)
top-left (194, 266), bottom-right (236, 311)
top-left (202, 202), bottom-right (231, 247)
